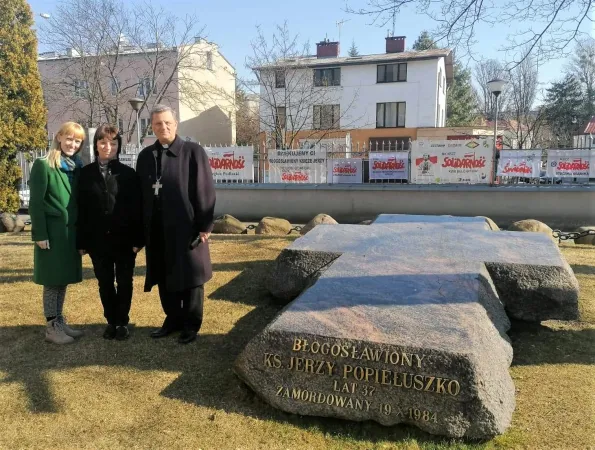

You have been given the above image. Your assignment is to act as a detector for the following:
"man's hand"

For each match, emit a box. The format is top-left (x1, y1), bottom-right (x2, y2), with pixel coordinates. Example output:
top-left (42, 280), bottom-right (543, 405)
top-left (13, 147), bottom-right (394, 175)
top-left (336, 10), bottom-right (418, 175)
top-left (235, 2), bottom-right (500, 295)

top-left (36, 240), bottom-right (50, 250)
top-left (78, 249), bottom-right (87, 256)
top-left (199, 232), bottom-right (211, 243)
top-left (133, 247), bottom-right (141, 253)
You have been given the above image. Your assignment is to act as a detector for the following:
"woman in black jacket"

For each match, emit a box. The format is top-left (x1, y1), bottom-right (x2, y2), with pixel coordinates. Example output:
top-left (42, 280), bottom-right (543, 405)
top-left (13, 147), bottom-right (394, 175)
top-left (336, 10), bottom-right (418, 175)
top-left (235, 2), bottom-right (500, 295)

top-left (77, 125), bottom-right (143, 340)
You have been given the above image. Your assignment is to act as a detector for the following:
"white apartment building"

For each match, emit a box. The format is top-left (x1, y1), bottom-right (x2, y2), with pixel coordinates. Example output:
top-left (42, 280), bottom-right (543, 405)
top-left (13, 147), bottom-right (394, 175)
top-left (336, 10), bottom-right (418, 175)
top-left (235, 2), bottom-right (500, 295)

top-left (256, 36), bottom-right (453, 148)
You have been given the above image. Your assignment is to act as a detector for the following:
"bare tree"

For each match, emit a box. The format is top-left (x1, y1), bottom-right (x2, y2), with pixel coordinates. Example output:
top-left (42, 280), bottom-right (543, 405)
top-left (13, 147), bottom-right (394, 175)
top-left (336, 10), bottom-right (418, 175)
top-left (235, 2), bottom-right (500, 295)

top-left (345, 0), bottom-right (594, 67)
top-left (502, 52), bottom-right (544, 148)
top-left (474, 59), bottom-right (509, 120)
top-left (235, 87), bottom-right (260, 145)
top-left (244, 23), bottom-right (360, 149)
top-left (567, 37), bottom-right (595, 119)
top-left (39, 0), bottom-right (234, 144)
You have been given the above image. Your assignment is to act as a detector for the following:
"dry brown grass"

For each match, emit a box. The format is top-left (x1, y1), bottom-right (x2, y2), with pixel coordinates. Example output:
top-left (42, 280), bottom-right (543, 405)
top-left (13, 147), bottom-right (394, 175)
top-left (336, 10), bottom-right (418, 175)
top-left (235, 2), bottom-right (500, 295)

top-left (0, 232), bottom-right (594, 450)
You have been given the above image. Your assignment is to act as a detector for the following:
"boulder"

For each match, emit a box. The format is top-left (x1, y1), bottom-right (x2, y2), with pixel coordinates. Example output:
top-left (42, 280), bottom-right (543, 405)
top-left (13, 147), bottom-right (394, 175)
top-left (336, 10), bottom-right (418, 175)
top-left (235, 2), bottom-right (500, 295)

top-left (477, 216), bottom-right (500, 231)
top-left (212, 214), bottom-right (245, 234)
top-left (13, 216), bottom-right (25, 233)
top-left (0, 213), bottom-right (16, 232)
top-left (256, 217), bottom-right (292, 236)
top-left (573, 226), bottom-right (595, 245)
top-left (300, 214), bottom-right (338, 235)
top-left (508, 219), bottom-right (553, 239)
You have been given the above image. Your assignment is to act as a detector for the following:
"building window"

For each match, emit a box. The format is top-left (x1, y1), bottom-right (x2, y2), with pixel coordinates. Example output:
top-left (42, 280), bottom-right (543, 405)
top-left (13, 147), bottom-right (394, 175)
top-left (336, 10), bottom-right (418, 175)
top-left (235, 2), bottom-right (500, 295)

top-left (206, 51), bottom-right (213, 70)
top-left (111, 77), bottom-right (119, 96)
top-left (376, 102), bottom-right (406, 128)
top-left (377, 63), bottom-right (407, 83)
top-left (275, 106), bottom-right (286, 130)
top-left (313, 104), bottom-right (340, 130)
top-left (443, 75), bottom-right (446, 94)
top-left (275, 70), bottom-right (285, 88)
top-left (137, 77), bottom-right (156, 98)
top-left (313, 68), bottom-right (341, 87)
top-left (74, 80), bottom-right (88, 98)
top-left (140, 118), bottom-right (154, 136)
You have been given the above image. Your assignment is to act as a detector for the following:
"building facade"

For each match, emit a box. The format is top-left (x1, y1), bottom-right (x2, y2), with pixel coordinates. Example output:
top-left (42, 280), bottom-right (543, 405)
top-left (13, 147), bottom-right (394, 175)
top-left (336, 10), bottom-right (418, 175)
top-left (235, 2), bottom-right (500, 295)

top-left (256, 36), bottom-right (453, 149)
top-left (38, 38), bottom-right (236, 148)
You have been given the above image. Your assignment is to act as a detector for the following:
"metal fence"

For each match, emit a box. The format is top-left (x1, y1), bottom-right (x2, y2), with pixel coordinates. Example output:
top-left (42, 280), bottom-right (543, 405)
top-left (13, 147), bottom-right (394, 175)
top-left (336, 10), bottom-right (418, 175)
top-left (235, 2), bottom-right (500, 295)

top-left (17, 149), bottom-right (48, 208)
top-left (15, 141), bottom-right (595, 208)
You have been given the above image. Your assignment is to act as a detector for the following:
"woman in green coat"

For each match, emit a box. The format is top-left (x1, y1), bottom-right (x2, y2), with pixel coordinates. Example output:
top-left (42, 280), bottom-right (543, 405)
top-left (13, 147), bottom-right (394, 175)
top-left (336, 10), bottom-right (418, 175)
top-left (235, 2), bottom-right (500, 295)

top-left (29, 121), bottom-right (85, 344)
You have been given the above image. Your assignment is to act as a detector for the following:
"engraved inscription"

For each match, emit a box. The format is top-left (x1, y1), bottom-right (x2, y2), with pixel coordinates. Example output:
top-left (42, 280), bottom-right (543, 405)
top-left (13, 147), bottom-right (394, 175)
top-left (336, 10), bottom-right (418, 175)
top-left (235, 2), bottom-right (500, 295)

top-left (292, 338), bottom-right (426, 368)
top-left (288, 357), bottom-right (335, 375)
top-left (263, 336), bottom-right (461, 424)
top-left (264, 338), bottom-right (462, 398)
top-left (276, 386), bottom-right (372, 411)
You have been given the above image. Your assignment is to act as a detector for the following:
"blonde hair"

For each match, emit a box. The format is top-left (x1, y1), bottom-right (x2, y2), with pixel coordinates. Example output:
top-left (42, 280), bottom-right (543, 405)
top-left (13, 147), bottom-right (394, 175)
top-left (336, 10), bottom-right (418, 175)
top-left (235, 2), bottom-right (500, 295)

top-left (45, 122), bottom-right (86, 169)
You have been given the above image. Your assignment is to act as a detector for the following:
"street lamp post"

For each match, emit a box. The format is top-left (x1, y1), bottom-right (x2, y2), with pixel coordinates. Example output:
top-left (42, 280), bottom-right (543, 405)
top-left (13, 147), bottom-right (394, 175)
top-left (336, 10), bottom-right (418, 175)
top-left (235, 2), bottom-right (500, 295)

top-left (128, 98), bottom-right (144, 150)
top-left (487, 78), bottom-right (507, 184)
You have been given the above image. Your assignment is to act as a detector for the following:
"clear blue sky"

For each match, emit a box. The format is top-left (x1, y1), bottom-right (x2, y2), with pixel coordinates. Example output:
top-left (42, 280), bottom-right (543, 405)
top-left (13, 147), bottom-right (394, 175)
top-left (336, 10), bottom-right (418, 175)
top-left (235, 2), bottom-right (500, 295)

top-left (27, 0), bottom-right (593, 94)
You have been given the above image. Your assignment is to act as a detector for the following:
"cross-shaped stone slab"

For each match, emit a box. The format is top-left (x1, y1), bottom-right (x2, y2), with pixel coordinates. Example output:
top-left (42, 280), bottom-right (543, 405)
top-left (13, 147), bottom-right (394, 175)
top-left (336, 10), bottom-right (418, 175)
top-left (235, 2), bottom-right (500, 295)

top-left (269, 214), bottom-right (578, 322)
top-left (234, 215), bottom-right (579, 439)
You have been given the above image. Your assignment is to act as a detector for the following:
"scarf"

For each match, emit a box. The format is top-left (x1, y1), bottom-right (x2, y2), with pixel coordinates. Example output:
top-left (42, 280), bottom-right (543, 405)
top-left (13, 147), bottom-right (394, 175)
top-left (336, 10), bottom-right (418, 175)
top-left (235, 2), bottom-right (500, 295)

top-left (60, 153), bottom-right (83, 185)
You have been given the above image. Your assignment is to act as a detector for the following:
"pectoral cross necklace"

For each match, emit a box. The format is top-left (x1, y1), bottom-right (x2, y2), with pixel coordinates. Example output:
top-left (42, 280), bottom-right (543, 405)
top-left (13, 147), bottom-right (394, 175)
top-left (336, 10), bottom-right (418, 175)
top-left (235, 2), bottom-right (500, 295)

top-left (152, 144), bottom-right (168, 196)
top-left (152, 179), bottom-right (162, 196)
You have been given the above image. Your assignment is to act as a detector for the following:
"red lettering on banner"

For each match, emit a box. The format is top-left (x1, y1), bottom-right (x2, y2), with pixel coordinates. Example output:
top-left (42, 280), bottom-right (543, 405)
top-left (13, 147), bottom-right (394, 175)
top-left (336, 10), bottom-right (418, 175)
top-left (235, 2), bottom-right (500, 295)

top-left (441, 156), bottom-right (486, 169)
top-left (372, 160), bottom-right (405, 170)
top-left (503, 162), bottom-right (532, 174)
top-left (282, 172), bottom-right (309, 181)
top-left (557, 161), bottom-right (589, 171)
top-left (333, 166), bottom-right (357, 174)
top-left (209, 157), bottom-right (246, 170)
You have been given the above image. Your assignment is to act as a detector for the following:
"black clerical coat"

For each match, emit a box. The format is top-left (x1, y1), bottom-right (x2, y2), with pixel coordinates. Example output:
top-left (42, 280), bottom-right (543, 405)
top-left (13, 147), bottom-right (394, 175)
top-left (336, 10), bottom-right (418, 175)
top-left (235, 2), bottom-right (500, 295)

top-left (136, 136), bottom-right (216, 292)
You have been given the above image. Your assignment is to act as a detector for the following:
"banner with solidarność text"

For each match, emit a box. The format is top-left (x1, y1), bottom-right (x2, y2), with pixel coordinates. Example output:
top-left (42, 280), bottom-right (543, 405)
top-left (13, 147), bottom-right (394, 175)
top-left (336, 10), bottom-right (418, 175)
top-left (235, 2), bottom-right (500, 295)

top-left (328, 158), bottom-right (362, 183)
top-left (205, 147), bottom-right (254, 182)
top-left (497, 150), bottom-right (542, 177)
top-left (546, 149), bottom-right (595, 177)
top-left (411, 139), bottom-right (493, 184)
top-left (268, 147), bottom-right (327, 183)
top-left (369, 152), bottom-right (409, 180)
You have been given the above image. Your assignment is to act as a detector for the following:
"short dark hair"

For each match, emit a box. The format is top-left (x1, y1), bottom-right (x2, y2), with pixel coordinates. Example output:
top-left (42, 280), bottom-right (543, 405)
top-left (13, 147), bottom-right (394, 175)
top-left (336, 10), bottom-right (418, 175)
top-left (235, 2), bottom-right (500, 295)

top-left (93, 124), bottom-right (122, 158)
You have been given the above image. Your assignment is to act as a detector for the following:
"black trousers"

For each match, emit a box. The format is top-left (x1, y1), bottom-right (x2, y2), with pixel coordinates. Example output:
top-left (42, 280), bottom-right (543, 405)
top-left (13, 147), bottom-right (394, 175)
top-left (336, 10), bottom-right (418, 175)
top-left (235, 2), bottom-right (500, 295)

top-left (157, 282), bottom-right (204, 333)
top-left (90, 249), bottom-right (136, 326)
top-left (149, 202), bottom-right (204, 333)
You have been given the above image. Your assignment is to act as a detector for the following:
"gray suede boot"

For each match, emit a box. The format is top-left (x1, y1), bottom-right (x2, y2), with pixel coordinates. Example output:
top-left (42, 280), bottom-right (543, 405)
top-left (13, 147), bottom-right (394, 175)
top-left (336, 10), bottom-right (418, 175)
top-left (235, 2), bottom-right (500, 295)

top-left (57, 316), bottom-right (84, 338)
top-left (45, 319), bottom-right (75, 344)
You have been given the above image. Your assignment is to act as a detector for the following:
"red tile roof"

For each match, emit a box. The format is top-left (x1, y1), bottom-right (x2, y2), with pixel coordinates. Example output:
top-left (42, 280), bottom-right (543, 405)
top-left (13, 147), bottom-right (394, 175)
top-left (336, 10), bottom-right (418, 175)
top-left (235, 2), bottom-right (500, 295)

top-left (583, 116), bottom-right (595, 134)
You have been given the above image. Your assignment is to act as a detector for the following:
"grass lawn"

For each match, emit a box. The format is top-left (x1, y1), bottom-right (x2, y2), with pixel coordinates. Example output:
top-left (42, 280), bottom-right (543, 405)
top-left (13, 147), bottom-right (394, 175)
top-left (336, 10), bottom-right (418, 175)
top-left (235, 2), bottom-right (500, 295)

top-left (0, 231), bottom-right (594, 450)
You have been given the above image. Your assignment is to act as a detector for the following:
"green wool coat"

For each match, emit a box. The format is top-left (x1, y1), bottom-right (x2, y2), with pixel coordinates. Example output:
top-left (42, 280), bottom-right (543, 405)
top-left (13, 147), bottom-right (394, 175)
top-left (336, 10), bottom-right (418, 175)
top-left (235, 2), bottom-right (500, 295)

top-left (29, 158), bottom-right (82, 286)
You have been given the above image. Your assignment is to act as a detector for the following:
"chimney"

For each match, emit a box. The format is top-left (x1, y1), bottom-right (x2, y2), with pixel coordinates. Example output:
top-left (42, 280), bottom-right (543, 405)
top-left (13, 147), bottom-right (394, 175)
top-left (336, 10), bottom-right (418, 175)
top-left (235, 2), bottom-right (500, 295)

top-left (386, 36), bottom-right (406, 53)
top-left (316, 39), bottom-right (340, 58)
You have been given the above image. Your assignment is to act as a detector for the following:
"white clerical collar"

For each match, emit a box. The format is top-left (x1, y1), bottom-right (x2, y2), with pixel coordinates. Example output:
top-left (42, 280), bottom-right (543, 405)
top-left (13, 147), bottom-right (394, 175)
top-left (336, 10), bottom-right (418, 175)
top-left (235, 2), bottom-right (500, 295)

top-left (162, 144), bottom-right (169, 149)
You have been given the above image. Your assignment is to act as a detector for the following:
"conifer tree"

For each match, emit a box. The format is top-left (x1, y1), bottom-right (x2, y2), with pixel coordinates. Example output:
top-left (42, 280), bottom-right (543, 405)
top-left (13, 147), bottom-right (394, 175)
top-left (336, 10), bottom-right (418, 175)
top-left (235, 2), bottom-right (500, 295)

top-left (0, 0), bottom-right (47, 213)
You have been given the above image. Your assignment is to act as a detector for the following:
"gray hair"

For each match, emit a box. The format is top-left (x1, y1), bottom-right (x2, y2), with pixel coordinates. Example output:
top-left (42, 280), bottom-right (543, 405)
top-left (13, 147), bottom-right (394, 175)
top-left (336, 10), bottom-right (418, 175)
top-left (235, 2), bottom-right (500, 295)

top-left (150, 104), bottom-right (177, 121)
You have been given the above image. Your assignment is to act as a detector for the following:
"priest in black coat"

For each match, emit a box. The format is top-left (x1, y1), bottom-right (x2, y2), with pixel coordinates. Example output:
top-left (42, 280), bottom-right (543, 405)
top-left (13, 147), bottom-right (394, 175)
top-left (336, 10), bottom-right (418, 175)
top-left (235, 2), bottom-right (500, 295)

top-left (135, 105), bottom-right (216, 344)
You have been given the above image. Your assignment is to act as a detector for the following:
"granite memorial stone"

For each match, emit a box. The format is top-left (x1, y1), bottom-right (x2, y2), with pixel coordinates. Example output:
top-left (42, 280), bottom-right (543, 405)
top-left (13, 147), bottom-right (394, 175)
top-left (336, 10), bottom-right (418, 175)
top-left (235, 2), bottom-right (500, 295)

top-left (235, 214), bottom-right (580, 439)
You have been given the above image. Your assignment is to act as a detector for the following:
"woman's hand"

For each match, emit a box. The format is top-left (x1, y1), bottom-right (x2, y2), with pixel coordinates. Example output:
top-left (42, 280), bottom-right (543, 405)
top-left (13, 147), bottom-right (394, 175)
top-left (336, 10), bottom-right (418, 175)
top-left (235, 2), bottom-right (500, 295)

top-left (36, 240), bottom-right (50, 250)
top-left (199, 232), bottom-right (211, 243)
